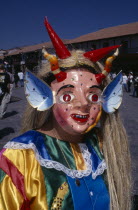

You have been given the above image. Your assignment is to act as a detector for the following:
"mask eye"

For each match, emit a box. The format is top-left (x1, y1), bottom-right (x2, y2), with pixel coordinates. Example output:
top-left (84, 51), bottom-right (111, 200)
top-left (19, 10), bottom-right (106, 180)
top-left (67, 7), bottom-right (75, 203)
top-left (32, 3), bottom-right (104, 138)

top-left (88, 94), bottom-right (100, 103)
top-left (59, 93), bottom-right (75, 103)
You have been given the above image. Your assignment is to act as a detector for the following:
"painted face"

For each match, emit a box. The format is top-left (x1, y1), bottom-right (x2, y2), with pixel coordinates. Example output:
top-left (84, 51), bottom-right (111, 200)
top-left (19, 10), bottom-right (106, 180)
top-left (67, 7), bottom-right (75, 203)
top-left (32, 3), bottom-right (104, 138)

top-left (51, 69), bottom-right (102, 135)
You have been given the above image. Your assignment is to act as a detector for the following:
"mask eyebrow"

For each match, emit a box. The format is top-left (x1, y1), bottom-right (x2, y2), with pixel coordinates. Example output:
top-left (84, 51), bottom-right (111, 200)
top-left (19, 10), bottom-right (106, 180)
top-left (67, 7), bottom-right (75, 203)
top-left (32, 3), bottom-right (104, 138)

top-left (57, 84), bottom-right (74, 94)
top-left (89, 85), bottom-right (102, 90)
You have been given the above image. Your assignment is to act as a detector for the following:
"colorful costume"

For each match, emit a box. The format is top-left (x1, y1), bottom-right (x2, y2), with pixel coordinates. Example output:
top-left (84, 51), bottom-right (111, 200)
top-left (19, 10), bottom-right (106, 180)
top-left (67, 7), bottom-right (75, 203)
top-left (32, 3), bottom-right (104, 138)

top-left (0, 130), bottom-right (109, 210)
top-left (0, 19), bottom-right (131, 210)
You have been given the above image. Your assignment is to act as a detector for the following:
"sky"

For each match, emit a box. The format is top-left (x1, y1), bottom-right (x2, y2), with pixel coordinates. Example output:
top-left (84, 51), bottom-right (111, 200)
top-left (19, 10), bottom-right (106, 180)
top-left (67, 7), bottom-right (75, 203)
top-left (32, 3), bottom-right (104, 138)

top-left (0, 0), bottom-right (138, 50)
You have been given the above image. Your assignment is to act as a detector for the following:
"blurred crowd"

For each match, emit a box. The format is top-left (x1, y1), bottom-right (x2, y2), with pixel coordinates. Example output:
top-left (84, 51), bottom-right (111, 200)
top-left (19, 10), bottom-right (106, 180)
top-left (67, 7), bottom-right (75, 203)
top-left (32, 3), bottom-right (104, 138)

top-left (110, 71), bottom-right (138, 97)
top-left (0, 64), bottom-right (24, 119)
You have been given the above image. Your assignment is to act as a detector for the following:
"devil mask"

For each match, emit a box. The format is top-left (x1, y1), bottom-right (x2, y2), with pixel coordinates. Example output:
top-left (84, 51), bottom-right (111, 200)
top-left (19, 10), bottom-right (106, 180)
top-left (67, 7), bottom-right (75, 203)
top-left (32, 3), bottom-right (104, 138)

top-left (24, 19), bottom-right (123, 134)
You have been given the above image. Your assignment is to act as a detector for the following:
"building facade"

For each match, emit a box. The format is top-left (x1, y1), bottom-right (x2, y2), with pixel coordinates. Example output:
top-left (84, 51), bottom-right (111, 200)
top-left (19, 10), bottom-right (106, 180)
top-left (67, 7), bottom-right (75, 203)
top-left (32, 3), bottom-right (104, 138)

top-left (1, 21), bottom-right (138, 74)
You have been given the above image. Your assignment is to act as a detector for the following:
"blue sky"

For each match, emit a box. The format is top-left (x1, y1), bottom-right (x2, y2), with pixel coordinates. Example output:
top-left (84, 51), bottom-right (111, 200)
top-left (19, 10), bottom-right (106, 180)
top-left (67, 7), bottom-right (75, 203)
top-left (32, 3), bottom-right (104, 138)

top-left (0, 0), bottom-right (138, 50)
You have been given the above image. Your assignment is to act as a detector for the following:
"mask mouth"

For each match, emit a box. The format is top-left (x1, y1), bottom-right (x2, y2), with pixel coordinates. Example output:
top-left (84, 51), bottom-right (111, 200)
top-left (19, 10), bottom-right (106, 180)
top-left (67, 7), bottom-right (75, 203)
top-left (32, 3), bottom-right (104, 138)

top-left (71, 114), bottom-right (89, 123)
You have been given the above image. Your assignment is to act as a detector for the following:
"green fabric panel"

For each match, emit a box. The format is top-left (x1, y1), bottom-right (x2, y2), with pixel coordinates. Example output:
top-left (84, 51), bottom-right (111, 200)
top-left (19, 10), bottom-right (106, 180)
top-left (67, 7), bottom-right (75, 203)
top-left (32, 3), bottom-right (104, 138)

top-left (41, 132), bottom-right (103, 209)
top-left (85, 129), bottom-right (103, 160)
top-left (42, 167), bottom-right (74, 210)
top-left (0, 169), bottom-right (6, 183)
top-left (43, 134), bottom-right (77, 170)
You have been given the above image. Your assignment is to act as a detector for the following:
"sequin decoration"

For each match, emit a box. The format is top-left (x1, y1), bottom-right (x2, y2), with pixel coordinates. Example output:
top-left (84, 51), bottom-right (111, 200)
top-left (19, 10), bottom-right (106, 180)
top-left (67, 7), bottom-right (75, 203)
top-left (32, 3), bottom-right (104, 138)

top-left (51, 182), bottom-right (69, 210)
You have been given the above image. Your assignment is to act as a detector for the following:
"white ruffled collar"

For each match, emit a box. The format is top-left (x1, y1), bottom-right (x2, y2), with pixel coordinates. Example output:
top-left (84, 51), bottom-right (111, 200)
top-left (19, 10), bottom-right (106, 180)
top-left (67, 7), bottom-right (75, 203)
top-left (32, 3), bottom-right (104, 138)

top-left (4, 141), bottom-right (106, 179)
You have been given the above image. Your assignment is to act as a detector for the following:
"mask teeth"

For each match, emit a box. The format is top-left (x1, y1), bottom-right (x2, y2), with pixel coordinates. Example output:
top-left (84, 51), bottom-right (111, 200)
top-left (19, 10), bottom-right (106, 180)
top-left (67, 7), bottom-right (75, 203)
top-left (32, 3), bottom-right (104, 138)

top-left (95, 48), bottom-right (120, 84)
top-left (44, 17), bottom-right (71, 59)
top-left (42, 47), bottom-right (67, 82)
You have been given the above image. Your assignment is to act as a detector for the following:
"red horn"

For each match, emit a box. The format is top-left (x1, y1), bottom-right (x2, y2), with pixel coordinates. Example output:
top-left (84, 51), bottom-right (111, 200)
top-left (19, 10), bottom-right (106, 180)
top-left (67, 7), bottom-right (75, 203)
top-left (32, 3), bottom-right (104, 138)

top-left (84, 45), bottom-right (120, 62)
top-left (95, 47), bottom-right (120, 84)
top-left (44, 17), bottom-right (71, 59)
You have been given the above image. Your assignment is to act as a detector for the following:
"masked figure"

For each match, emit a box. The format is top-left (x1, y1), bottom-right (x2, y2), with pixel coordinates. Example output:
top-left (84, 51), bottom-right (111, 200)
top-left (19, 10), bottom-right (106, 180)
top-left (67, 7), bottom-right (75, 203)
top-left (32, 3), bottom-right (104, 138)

top-left (0, 19), bottom-right (131, 210)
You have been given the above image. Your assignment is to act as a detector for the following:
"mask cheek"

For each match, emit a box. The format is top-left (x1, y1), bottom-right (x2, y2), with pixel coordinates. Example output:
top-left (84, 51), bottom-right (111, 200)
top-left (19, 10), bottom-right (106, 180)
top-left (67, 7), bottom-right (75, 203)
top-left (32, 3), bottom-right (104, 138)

top-left (53, 104), bottom-right (69, 127)
top-left (84, 104), bottom-right (102, 133)
top-left (90, 104), bottom-right (101, 123)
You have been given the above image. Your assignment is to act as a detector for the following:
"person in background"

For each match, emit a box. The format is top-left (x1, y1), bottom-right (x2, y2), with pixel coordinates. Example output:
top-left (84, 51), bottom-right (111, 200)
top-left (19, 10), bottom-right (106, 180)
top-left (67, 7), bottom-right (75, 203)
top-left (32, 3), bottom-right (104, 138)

top-left (0, 64), bottom-right (10, 119)
top-left (133, 75), bottom-right (138, 97)
top-left (112, 72), bottom-right (116, 79)
top-left (122, 72), bottom-right (128, 92)
top-left (127, 72), bottom-right (133, 92)
top-left (7, 69), bottom-right (14, 102)
top-left (14, 71), bottom-right (19, 87)
top-left (18, 70), bottom-right (24, 87)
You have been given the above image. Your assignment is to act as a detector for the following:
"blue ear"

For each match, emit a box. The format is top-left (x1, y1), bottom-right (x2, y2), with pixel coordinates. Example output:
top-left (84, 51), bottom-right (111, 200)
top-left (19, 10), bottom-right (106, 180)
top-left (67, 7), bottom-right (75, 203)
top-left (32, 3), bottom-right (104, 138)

top-left (102, 71), bottom-right (123, 113)
top-left (24, 71), bottom-right (54, 111)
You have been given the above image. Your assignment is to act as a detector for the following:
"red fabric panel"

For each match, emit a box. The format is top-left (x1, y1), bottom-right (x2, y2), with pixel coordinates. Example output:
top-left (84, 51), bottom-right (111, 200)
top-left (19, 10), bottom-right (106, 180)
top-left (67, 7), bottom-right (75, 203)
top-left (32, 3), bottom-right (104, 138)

top-left (0, 153), bottom-right (30, 209)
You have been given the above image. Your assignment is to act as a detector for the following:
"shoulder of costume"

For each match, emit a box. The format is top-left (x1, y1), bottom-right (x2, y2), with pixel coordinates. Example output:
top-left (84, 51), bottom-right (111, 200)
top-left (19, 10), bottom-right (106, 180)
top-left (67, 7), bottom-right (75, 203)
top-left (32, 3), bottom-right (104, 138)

top-left (2, 130), bottom-right (107, 179)
top-left (3, 130), bottom-right (50, 160)
top-left (10, 130), bottom-right (44, 144)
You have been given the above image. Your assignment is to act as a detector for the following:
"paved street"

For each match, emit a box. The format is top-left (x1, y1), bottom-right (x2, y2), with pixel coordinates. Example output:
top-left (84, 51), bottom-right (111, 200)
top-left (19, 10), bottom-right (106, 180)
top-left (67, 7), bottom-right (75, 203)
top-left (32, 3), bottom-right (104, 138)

top-left (0, 86), bottom-right (138, 195)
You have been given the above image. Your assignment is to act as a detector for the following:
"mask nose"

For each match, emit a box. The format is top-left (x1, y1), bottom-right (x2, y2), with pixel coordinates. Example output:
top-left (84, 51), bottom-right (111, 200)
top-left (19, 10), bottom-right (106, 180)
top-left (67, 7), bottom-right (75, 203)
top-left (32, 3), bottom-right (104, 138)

top-left (73, 94), bottom-right (90, 111)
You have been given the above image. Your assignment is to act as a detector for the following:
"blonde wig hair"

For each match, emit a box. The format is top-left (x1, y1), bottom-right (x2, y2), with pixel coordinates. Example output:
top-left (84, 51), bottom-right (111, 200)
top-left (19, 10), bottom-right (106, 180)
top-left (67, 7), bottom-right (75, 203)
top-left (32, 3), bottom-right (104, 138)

top-left (22, 50), bottom-right (131, 210)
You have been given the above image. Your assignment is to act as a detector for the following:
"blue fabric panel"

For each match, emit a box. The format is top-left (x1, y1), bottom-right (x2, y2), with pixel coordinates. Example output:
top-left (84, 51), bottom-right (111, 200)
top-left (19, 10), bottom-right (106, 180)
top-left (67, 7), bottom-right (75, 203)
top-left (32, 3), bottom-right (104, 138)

top-left (10, 130), bottom-right (51, 160)
top-left (86, 141), bottom-right (102, 172)
top-left (67, 174), bottom-right (110, 210)
top-left (67, 176), bottom-right (92, 210)
top-left (83, 174), bottom-right (110, 210)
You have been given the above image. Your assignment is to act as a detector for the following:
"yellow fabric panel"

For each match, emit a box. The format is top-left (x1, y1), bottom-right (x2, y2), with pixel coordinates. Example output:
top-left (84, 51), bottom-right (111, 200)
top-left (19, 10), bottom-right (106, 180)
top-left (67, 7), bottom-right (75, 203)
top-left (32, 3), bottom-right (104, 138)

top-left (0, 175), bottom-right (23, 210)
top-left (2, 149), bottom-right (48, 210)
top-left (70, 143), bottom-right (86, 170)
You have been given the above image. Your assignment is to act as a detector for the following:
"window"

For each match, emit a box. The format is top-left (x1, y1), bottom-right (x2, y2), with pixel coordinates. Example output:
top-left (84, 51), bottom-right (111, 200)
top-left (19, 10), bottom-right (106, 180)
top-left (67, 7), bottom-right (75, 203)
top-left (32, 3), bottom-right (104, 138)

top-left (91, 44), bottom-right (96, 50)
top-left (103, 42), bottom-right (109, 47)
top-left (121, 41), bottom-right (128, 53)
